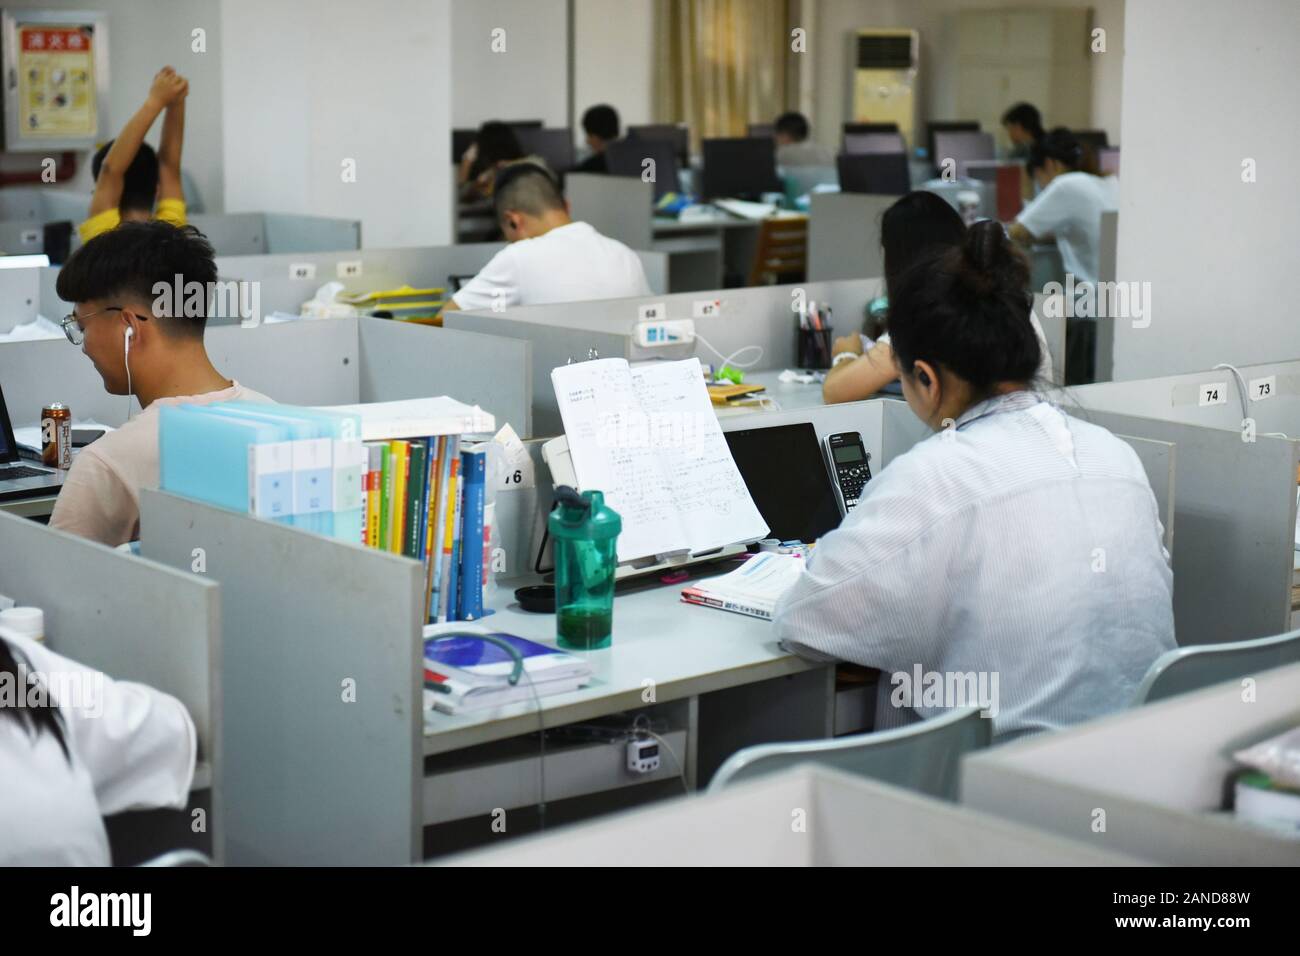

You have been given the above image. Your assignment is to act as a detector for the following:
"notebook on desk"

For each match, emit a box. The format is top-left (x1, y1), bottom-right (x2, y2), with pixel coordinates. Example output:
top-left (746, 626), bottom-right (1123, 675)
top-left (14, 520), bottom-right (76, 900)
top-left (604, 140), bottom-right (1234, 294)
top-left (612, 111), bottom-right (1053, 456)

top-left (551, 358), bottom-right (769, 563)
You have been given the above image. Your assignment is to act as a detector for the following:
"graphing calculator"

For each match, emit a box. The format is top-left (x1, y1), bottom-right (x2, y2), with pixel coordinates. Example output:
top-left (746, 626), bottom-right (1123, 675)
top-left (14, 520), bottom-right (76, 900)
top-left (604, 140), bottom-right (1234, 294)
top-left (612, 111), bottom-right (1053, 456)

top-left (825, 432), bottom-right (872, 514)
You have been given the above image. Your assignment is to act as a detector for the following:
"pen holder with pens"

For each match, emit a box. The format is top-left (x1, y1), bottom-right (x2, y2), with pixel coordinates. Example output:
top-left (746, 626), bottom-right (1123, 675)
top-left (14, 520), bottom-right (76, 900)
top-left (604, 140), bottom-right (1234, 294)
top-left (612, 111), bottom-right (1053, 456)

top-left (796, 326), bottom-right (835, 370)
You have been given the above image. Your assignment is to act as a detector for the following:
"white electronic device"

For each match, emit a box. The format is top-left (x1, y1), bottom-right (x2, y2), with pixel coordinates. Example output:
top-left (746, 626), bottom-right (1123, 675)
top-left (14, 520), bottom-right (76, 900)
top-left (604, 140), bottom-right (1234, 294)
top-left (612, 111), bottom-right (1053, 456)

top-left (634, 318), bottom-right (696, 348)
top-left (627, 737), bottom-right (661, 774)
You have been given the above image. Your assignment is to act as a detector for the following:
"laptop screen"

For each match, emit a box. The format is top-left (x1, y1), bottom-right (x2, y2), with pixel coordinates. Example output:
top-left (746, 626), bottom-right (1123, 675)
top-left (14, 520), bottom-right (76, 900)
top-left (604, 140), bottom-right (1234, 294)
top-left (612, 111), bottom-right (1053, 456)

top-left (0, 383), bottom-right (20, 463)
top-left (723, 422), bottom-right (843, 543)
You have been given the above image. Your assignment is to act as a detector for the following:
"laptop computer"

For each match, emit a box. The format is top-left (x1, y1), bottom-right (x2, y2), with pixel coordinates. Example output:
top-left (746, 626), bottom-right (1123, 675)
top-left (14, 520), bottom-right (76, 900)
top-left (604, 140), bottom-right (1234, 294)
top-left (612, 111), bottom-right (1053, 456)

top-left (0, 383), bottom-right (64, 502)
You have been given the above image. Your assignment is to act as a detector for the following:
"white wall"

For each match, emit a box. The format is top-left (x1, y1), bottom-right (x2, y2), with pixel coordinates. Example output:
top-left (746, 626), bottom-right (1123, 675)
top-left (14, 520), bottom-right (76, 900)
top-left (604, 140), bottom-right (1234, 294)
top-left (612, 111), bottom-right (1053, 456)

top-left (451, 0), bottom-right (569, 129)
top-left (1112, 0), bottom-right (1300, 378)
top-left (8, 0), bottom-right (225, 211)
top-left (220, 0), bottom-right (453, 247)
top-left (573, 0), bottom-right (654, 129)
top-left (807, 0), bottom-right (1124, 153)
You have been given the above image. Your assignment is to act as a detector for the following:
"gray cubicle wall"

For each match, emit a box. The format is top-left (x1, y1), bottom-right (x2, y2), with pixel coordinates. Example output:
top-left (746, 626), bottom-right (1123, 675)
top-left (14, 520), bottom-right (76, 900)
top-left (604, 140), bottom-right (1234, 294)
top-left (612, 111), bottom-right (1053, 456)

top-left (139, 490), bottom-right (425, 866)
top-left (0, 220), bottom-right (48, 257)
top-left (357, 316), bottom-right (532, 436)
top-left (0, 512), bottom-right (224, 861)
top-left (189, 212), bottom-right (362, 256)
top-left (0, 316), bottom-right (531, 436)
top-left (449, 279), bottom-right (883, 437)
top-left (962, 663), bottom-right (1300, 866)
top-left (1066, 361), bottom-right (1300, 644)
top-left (807, 192), bottom-right (892, 282)
top-left (567, 173), bottom-right (653, 250)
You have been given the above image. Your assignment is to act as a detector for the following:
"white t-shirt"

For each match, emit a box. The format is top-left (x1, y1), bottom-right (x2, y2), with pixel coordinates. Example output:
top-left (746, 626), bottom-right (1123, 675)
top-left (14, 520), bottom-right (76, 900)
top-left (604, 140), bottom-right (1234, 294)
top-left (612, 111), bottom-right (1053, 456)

top-left (452, 221), bottom-right (652, 311)
top-left (878, 309), bottom-right (1056, 385)
top-left (1016, 171), bottom-right (1120, 285)
top-left (0, 632), bottom-right (195, 865)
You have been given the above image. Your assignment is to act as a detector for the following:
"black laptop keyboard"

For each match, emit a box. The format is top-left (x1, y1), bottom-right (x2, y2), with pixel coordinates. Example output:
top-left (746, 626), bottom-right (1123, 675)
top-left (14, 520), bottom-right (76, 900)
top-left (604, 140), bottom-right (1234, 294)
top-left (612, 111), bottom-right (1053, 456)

top-left (0, 465), bottom-right (52, 480)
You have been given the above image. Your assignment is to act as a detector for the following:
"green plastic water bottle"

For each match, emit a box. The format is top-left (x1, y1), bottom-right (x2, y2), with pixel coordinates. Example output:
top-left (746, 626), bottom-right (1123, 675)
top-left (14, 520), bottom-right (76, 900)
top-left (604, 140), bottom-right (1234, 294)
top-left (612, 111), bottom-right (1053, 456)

top-left (549, 486), bottom-right (621, 650)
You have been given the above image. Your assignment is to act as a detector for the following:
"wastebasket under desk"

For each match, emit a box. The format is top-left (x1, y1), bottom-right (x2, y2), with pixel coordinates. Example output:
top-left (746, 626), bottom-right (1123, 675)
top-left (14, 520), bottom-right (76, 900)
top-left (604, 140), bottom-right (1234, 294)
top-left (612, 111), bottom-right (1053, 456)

top-left (961, 662), bottom-right (1300, 865)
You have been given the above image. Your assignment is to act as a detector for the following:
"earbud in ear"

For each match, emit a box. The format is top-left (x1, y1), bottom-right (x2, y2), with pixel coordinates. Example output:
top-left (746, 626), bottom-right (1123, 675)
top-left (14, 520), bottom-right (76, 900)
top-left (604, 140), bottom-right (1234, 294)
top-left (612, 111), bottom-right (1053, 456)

top-left (125, 325), bottom-right (135, 341)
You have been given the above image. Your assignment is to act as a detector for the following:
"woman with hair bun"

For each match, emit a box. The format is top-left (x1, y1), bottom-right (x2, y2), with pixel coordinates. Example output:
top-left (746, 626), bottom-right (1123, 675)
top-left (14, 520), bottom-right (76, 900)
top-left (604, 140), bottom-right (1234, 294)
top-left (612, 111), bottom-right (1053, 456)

top-left (775, 220), bottom-right (1175, 741)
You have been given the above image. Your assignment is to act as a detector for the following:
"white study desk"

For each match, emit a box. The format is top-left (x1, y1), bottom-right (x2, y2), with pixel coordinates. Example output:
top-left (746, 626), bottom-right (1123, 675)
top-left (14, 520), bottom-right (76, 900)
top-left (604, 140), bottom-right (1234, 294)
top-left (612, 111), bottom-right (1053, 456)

top-left (420, 570), bottom-right (838, 831)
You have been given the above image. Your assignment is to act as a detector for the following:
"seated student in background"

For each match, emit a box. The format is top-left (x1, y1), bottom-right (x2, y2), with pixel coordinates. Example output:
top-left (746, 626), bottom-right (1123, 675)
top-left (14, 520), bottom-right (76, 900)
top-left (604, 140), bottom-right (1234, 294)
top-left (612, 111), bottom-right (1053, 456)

top-left (1010, 127), bottom-right (1119, 383)
top-left (823, 191), bottom-right (1053, 404)
top-left (776, 222), bottom-right (1175, 740)
top-left (457, 120), bottom-right (526, 202)
top-left (575, 104), bottom-right (619, 174)
top-left (50, 223), bottom-right (273, 547)
top-left (0, 630), bottom-right (195, 865)
top-left (773, 111), bottom-right (834, 167)
top-left (441, 162), bottom-right (651, 314)
top-left (81, 66), bottom-right (189, 243)
top-left (1001, 102), bottom-right (1044, 160)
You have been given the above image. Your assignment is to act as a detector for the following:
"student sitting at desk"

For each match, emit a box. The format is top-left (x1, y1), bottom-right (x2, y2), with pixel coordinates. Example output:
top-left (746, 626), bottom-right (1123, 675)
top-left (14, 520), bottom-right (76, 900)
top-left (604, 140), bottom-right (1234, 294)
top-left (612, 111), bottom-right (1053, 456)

top-left (1001, 102), bottom-right (1044, 161)
top-left (773, 112), bottom-right (834, 168)
top-left (81, 66), bottom-right (189, 243)
top-left (0, 629), bottom-right (195, 865)
top-left (457, 120), bottom-right (526, 202)
top-left (49, 223), bottom-right (273, 547)
top-left (774, 221), bottom-right (1175, 740)
top-left (441, 162), bottom-right (651, 315)
top-left (575, 104), bottom-right (619, 174)
top-left (823, 191), bottom-right (1053, 404)
top-left (1010, 127), bottom-right (1120, 383)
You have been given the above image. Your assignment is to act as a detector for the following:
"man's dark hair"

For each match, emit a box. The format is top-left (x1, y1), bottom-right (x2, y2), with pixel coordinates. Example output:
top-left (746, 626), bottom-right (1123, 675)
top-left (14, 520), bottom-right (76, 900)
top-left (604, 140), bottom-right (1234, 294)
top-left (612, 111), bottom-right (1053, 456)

top-left (1001, 102), bottom-right (1044, 141)
top-left (1027, 127), bottom-right (1092, 175)
top-left (774, 111), bottom-right (810, 141)
top-left (493, 161), bottom-right (565, 219)
top-left (56, 221), bottom-right (217, 336)
top-left (582, 104), bottom-right (620, 142)
top-left (91, 140), bottom-right (160, 214)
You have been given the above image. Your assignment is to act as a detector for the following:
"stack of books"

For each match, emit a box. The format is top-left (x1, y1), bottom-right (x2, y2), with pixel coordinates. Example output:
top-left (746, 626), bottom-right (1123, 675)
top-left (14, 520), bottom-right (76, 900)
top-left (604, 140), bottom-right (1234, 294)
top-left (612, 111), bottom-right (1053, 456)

top-left (680, 552), bottom-right (805, 621)
top-left (160, 396), bottom-right (496, 625)
top-left (330, 398), bottom-right (496, 624)
top-left (422, 631), bottom-right (593, 715)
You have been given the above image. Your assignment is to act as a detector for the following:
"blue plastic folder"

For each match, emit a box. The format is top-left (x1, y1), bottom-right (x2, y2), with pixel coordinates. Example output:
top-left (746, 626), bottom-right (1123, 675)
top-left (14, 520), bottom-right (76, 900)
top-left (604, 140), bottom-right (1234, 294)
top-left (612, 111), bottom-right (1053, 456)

top-left (159, 405), bottom-right (294, 521)
top-left (207, 402), bottom-right (364, 542)
top-left (456, 447), bottom-right (487, 621)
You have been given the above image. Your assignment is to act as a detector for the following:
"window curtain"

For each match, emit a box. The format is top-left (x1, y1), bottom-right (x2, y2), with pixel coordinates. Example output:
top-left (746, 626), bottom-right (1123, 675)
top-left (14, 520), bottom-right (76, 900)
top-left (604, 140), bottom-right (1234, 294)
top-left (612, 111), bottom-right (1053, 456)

top-left (654, 0), bottom-right (795, 147)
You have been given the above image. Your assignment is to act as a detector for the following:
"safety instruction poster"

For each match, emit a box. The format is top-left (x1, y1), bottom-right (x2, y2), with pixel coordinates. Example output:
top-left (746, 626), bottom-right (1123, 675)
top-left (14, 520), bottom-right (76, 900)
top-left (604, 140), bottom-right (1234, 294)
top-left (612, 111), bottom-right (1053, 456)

top-left (16, 24), bottom-right (97, 138)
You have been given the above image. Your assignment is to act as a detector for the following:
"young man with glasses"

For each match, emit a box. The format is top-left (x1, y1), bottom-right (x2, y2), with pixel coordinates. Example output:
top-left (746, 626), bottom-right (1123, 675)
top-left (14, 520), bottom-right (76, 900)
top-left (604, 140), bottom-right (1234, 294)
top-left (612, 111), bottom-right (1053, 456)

top-left (49, 222), bottom-right (272, 547)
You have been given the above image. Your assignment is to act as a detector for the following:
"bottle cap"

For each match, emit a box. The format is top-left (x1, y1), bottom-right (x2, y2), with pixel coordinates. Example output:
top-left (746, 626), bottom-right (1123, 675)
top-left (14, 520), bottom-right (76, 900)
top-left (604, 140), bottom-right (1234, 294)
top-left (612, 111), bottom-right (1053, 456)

top-left (0, 606), bottom-right (45, 641)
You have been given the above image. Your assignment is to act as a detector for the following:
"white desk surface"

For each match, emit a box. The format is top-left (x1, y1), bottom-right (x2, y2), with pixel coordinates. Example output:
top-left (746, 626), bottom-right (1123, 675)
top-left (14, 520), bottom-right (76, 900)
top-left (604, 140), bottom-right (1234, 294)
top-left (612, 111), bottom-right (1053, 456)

top-left (422, 573), bottom-right (824, 755)
top-left (713, 370), bottom-right (828, 418)
top-left (653, 215), bottom-right (759, 234)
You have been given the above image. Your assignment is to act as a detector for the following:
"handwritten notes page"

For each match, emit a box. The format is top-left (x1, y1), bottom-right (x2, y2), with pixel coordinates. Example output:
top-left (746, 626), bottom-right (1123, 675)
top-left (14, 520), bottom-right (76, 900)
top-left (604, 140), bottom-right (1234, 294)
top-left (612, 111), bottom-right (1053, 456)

top-left (552, 358), bottom-right (768, 563)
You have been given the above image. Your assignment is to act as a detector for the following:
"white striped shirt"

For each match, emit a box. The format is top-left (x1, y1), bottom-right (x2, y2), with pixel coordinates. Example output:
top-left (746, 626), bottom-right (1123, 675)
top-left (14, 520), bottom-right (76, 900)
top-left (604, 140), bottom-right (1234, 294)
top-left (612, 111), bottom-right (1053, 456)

top-left (774, 391), bottom-right (1176, 739)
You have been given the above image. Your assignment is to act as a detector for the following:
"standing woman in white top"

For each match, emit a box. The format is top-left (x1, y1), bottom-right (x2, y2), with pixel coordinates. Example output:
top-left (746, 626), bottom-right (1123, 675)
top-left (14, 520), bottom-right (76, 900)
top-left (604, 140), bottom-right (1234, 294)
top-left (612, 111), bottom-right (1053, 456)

top-left (1011, 127), bottom-right (1121, 384)
top-left (774, 221), bottom-right (1176, 740)
top-left (0, 631), bottom-right (195, 865)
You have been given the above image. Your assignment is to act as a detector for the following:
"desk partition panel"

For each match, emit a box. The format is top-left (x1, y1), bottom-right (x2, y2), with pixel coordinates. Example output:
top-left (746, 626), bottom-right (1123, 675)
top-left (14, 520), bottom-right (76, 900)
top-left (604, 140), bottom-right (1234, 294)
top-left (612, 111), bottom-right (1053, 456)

top-left (139, 490), bottom-right (424, 866)
top-left (0, 512), bottom-right (223, 859)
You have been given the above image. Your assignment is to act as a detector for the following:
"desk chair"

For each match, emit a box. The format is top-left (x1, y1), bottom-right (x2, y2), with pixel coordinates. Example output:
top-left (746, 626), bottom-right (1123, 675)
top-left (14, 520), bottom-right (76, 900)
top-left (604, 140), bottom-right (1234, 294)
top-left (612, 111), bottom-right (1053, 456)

top-left (1132, 629), bottom-right (1300, 705)
top-left (747, 216), bottom-right (808, 286)
top-left (707, 704), bottom-right (991, 800)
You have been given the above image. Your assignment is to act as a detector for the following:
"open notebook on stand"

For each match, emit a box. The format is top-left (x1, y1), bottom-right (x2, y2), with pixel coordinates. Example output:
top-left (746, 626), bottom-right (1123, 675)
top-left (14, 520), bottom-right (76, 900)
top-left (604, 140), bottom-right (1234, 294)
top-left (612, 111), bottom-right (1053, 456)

top-left (551, 358), bottom-right (769, 565)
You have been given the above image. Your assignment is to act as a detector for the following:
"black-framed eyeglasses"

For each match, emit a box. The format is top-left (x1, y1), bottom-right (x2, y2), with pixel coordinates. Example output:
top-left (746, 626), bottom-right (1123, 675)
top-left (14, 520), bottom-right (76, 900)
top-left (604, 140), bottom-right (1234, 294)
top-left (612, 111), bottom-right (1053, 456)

top-left (61, 306), bottom-right (148, 346)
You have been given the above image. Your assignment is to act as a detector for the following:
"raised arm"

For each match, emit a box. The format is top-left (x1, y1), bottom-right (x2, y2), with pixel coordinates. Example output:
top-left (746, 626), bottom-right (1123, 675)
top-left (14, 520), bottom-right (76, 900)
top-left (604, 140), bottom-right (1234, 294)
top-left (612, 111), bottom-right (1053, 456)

top-left (88, 68), bottom-right (183, 216)
top-left (157, 73), bottom-right (189, 203)
top-left (823, 339), bottom-right (900, 404)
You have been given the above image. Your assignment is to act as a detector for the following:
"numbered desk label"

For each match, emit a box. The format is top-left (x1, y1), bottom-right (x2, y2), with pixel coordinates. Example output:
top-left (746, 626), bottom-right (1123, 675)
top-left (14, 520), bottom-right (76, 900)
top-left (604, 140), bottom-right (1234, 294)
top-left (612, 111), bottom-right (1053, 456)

top-left (288, 262), bottom-right (317, 280)
top-left (1198, 382), bottom-right (1228, 406)
top-left (638, 302), bottom-right (667, 322)
top-left (337, 260), bottom-right (363, 279)
top-left (692, 299), bottom-right (721, 318)
top-left (1249, 375), bottom-right (1277, 402)
top-left (20, 229), bottom-right (40, 245)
